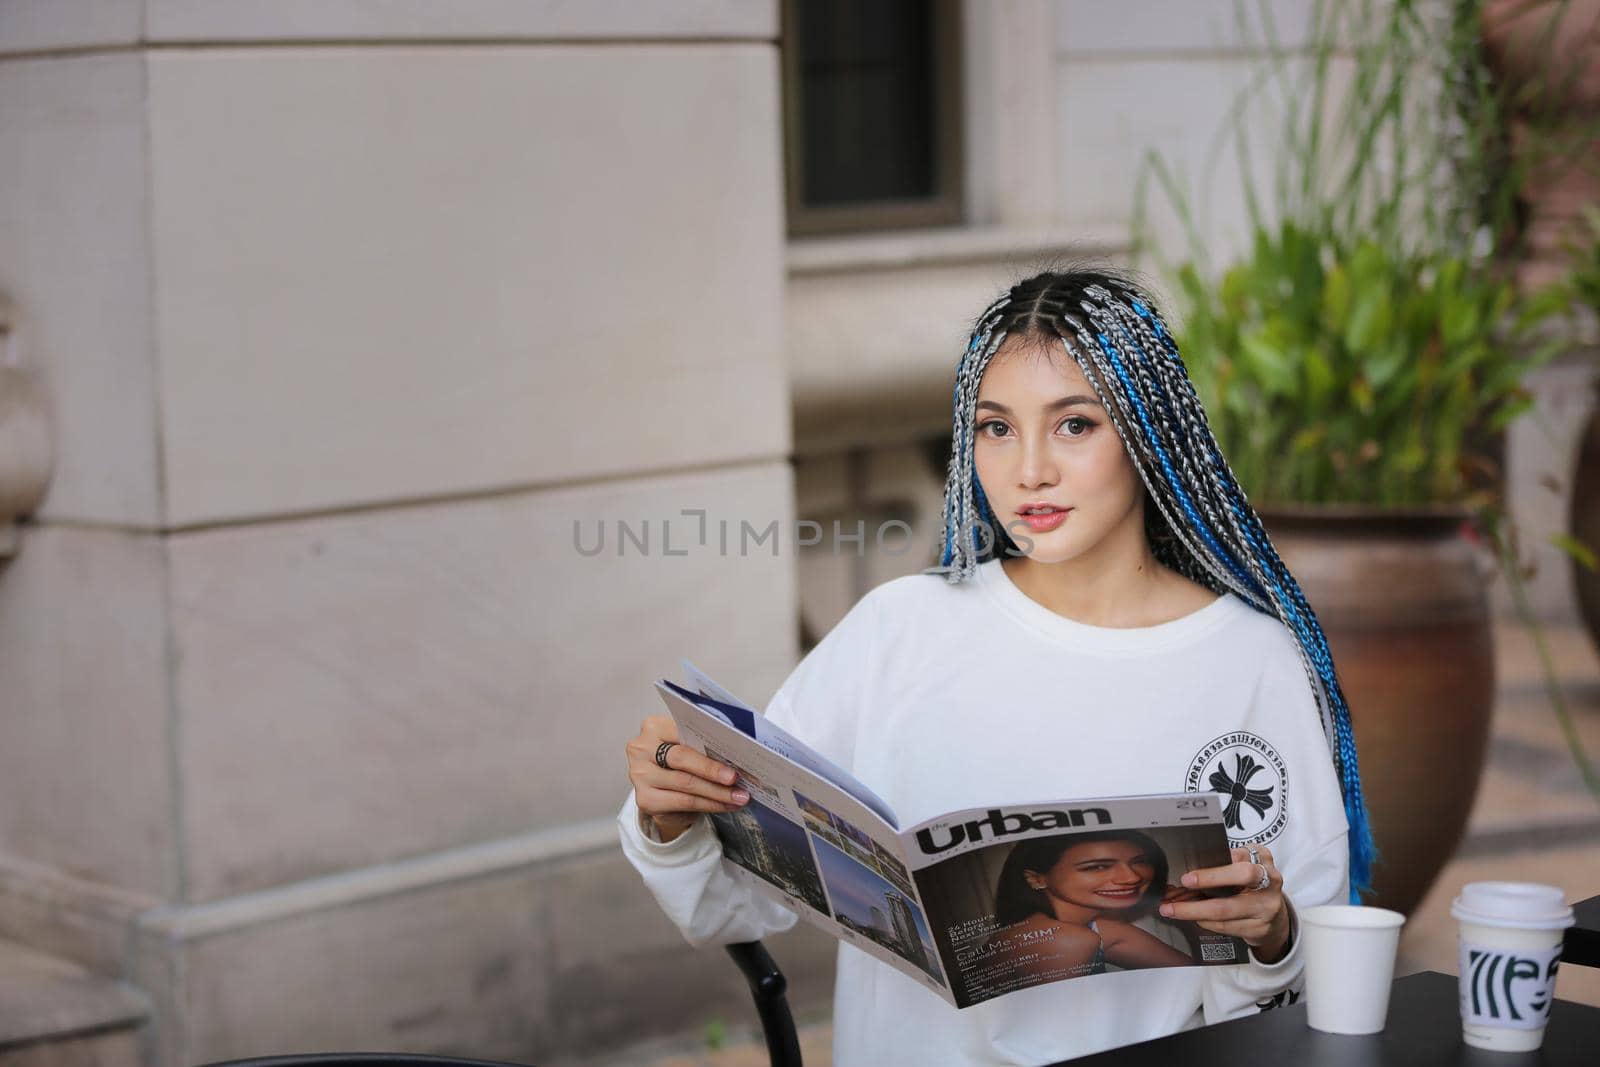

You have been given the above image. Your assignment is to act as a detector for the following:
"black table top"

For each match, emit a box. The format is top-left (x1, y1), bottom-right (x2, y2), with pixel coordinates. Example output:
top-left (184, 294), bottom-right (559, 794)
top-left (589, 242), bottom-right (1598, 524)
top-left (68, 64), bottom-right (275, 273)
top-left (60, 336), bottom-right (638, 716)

top-left (1059, 971), bottom-right (1600, 1066)
top-left (1566, 894), bottom-right (1600, 968)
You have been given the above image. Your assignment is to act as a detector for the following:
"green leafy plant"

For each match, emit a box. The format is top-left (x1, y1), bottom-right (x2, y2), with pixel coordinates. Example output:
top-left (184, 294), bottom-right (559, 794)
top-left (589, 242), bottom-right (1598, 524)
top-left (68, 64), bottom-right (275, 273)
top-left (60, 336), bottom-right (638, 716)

top-left (1136, 0), bottom-right (1598, 801)
top-left (1173, 227), bottom-right (1567, 507)
top-left (1136, 0), bottom-right (1576, 510)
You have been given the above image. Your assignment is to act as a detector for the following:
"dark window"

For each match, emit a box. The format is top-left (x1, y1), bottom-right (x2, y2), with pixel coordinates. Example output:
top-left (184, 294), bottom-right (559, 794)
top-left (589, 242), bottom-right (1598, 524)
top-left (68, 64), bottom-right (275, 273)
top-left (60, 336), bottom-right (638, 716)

top-left (782, 0), bottom-right (963, 235)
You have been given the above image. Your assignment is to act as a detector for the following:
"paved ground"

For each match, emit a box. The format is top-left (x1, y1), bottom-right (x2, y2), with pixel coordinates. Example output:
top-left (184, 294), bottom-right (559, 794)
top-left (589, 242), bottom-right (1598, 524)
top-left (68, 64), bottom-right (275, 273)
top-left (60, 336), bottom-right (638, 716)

top-left (599, 618), bottom-right (1600, 1067)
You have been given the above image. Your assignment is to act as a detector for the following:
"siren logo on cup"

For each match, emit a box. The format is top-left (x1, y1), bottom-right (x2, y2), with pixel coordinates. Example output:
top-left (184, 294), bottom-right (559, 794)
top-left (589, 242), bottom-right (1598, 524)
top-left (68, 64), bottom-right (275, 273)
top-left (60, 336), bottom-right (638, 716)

top-left (1183, 732), bottom-right (1287, 845)
top-left (1459, 944), bottom-right (1563, 1029)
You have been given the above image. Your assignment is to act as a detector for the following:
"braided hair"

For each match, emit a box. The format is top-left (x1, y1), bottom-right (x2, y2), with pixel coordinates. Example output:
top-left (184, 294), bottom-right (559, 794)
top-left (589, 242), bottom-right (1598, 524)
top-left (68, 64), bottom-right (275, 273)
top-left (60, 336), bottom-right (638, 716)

top-left (938, 268), bottom-right (1376, 898)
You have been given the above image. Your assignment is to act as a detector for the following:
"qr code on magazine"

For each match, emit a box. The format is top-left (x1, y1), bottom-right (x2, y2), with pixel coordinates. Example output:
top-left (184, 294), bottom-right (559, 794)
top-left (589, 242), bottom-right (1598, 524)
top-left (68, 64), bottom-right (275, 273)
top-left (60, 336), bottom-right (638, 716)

top-left (1201, 942), bottom-right (1238, 962)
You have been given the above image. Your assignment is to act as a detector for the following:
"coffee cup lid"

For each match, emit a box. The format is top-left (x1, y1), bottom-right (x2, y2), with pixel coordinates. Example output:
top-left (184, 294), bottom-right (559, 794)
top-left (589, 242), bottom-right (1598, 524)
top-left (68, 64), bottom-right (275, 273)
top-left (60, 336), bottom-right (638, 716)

top-left (1450, 881), bottom-right (1575, 930)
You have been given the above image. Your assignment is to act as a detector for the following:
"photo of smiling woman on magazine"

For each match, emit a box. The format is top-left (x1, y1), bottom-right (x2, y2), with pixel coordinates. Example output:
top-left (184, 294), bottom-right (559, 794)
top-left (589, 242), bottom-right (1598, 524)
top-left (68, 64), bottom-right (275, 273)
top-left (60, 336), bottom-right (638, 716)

top-left (907, 821), bottom-right (1237, 1006)
top-left (986, 830), bottom-right (1199, 981)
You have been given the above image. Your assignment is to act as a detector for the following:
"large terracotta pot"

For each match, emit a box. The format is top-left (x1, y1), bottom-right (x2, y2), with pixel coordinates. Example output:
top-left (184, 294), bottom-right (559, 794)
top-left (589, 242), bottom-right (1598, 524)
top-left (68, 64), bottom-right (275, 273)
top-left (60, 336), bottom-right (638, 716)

top-left (1574, 410), bottom-right (1600, 648)
top-left (1259, 507), bottom-right (1495, 915)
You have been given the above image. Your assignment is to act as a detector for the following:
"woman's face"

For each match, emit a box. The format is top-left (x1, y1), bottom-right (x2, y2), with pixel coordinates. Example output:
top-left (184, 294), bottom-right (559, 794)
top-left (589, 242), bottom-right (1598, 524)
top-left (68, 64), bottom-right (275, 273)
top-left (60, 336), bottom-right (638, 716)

top-left (1028, 840), bottom-right (1156, 911)
top-left (972, 338), bottom-right (1144, 566)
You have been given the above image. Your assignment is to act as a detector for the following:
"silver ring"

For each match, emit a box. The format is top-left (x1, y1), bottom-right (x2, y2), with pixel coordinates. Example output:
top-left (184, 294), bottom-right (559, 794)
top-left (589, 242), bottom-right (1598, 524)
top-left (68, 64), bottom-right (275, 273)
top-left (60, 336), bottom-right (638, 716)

top-left (1250, 863), bottom-right (1271, 892)
top-left (1246, 845), bottom-right (1261, 867)
top-left (654, 740), bottom-right (678, 770)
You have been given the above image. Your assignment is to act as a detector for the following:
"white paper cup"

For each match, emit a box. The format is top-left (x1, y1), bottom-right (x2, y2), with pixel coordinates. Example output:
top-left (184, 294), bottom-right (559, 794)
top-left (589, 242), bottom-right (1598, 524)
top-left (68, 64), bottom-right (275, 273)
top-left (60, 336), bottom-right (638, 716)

top-left (1451, 882), bottom-right (1574, 1052)
top-left (1301, 904), bottom-right (1406, 1034)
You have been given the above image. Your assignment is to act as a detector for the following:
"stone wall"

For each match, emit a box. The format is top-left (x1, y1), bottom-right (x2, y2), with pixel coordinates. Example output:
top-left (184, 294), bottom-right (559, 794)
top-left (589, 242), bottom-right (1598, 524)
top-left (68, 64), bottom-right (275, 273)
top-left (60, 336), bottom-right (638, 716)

top-left (0, 2), bottom-right (834, 1063)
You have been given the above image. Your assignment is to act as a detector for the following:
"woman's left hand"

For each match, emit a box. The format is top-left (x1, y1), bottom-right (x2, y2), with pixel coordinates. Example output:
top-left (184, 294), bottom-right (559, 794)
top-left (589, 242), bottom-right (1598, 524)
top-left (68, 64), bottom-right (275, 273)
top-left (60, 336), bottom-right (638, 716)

top-left (1158, 845), bottom-right (1292, 964)
top-left (1159, 883), bottom-right (1206, 906)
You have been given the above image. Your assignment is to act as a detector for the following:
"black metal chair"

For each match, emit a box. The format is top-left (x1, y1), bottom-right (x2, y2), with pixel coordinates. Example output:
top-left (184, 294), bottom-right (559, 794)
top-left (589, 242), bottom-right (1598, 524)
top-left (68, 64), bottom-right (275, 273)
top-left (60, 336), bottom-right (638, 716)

top-left (196, 941), bottom-right (802, 1067)
top-left (724, 941), bottom-right (803, 1067)
top-left (1565, 893), bottom-right (1600, 968)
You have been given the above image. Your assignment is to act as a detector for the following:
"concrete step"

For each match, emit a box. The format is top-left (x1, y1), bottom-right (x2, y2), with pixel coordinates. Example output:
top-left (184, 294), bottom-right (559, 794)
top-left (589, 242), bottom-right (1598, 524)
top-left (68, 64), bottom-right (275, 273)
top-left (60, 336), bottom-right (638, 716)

top-left (0, 938), bottom-right (148, 1067)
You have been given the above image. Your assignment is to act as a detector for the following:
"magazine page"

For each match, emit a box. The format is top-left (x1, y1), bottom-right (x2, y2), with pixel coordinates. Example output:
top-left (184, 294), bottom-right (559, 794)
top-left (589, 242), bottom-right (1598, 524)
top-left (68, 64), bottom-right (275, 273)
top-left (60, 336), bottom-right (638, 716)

top-left (678, 658), bottom-right (758, 713)
top-left (657, 682), bottom-right (953, 1002)
top-left (902, 795), bottom-right (1248, 1009)
top-left (673, 662), bottom-right (899, 827)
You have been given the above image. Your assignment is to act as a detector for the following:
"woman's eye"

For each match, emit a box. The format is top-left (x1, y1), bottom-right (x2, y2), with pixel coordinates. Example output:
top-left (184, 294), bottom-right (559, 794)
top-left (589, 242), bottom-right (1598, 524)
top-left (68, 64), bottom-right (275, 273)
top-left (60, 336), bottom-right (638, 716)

top-left (979, 420), bottom-right (1011, 438)
top-left (1059, 416), bottom-right (1093, 437)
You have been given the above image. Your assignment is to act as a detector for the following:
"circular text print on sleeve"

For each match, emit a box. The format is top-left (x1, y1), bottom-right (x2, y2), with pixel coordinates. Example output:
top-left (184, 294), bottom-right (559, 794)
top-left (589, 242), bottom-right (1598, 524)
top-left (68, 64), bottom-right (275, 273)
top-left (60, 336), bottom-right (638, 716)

top-left (1185, 732), bottom-right (1288, 846)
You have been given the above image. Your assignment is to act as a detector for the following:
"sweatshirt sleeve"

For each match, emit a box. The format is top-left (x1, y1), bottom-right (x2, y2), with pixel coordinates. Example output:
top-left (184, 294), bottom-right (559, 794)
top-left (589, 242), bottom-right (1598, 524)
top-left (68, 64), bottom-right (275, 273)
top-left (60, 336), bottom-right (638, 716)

top-left (616, 587), bottom-right (883, 948)
top-left (617, 790), bottom-right (800, 947)
top-left (1199, 827), bottom-right (1350, 1020)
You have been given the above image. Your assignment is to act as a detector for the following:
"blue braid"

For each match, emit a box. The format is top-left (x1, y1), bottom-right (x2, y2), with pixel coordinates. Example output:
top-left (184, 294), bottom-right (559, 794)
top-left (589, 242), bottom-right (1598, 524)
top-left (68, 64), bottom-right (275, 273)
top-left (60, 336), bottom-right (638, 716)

top-left (1101, 310), bottom-right (1270, 601)
top-left (1130, 297), bottom-right (1377, 897)
top-left (1090, 329), bottom-right (1260, 593)
top-left (973, 476), bottom-right (995, 555)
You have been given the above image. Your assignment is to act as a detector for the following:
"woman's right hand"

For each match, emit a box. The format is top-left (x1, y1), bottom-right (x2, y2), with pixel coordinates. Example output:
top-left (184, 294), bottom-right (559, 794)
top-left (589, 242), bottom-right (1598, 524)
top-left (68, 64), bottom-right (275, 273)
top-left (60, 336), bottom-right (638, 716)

top-left (625, 714), bottom-right (750, 842)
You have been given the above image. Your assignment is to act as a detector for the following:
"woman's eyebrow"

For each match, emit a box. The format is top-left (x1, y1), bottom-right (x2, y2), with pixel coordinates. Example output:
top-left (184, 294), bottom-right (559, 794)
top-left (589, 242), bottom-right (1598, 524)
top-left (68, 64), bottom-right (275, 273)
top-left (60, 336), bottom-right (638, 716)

top-left (976, 395), bottom-right (1102, 415)
top-left (1072, 853), bottom-right (1149, 867)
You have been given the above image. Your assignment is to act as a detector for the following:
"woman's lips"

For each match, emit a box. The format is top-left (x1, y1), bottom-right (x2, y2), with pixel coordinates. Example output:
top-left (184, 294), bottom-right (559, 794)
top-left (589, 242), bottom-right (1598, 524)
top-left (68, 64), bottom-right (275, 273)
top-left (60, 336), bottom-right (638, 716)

top-left (1095, 887), bottom-right (1141, 900)
top-left (1017, 508), bottom-right (1070, 532)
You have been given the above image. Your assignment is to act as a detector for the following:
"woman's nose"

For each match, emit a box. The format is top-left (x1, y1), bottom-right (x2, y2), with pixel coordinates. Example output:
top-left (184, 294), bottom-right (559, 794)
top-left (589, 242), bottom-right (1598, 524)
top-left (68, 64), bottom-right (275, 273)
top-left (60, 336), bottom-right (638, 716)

top-left (1017, 436), bottom-right (1058, 488)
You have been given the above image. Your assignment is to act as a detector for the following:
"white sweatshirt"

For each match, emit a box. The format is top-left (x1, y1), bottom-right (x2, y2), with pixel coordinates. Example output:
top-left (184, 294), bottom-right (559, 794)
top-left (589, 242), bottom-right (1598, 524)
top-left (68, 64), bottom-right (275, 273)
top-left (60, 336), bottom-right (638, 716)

top-left (620, 559), bottom-right (1350, 1066)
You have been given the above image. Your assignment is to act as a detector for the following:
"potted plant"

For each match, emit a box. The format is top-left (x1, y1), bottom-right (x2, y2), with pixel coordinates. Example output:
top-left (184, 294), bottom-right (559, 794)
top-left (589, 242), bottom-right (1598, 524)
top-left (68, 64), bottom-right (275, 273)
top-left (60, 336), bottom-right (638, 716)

top-left (1136, 0), bottom-right (1585, 914)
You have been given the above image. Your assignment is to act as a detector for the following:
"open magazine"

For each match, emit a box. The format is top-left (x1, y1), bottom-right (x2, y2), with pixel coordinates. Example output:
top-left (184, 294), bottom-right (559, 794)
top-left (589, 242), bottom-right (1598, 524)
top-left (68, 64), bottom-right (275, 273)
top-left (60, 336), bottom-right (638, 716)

top-left (658, 664), bottom-right (1251, 1009)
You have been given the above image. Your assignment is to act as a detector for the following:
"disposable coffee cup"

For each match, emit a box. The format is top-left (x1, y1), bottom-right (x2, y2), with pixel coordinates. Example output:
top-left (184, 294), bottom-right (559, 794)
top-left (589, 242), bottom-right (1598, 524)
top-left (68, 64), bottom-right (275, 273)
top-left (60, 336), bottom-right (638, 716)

top-left (1301, 904), bottom-right (1406, 1034)
top-left (1451, 882), bottom-right (1574, 1052)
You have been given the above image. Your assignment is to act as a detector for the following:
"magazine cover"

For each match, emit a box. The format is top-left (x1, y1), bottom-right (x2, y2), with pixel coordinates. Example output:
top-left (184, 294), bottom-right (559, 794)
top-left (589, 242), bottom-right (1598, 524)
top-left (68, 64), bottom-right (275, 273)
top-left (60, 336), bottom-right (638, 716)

top-left (910, 817), bottom-right (1244, 1007)
top-left (659, 673), bottom-right (1248, 1008)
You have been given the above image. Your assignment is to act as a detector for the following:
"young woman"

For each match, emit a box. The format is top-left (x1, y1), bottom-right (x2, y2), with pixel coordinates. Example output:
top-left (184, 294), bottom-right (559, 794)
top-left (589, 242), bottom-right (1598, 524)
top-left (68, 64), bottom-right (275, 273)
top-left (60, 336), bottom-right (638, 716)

top-left (987, 830), bottom-right (1196, 980)
top-left (620, 269), bottom-right (1372, 1065)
